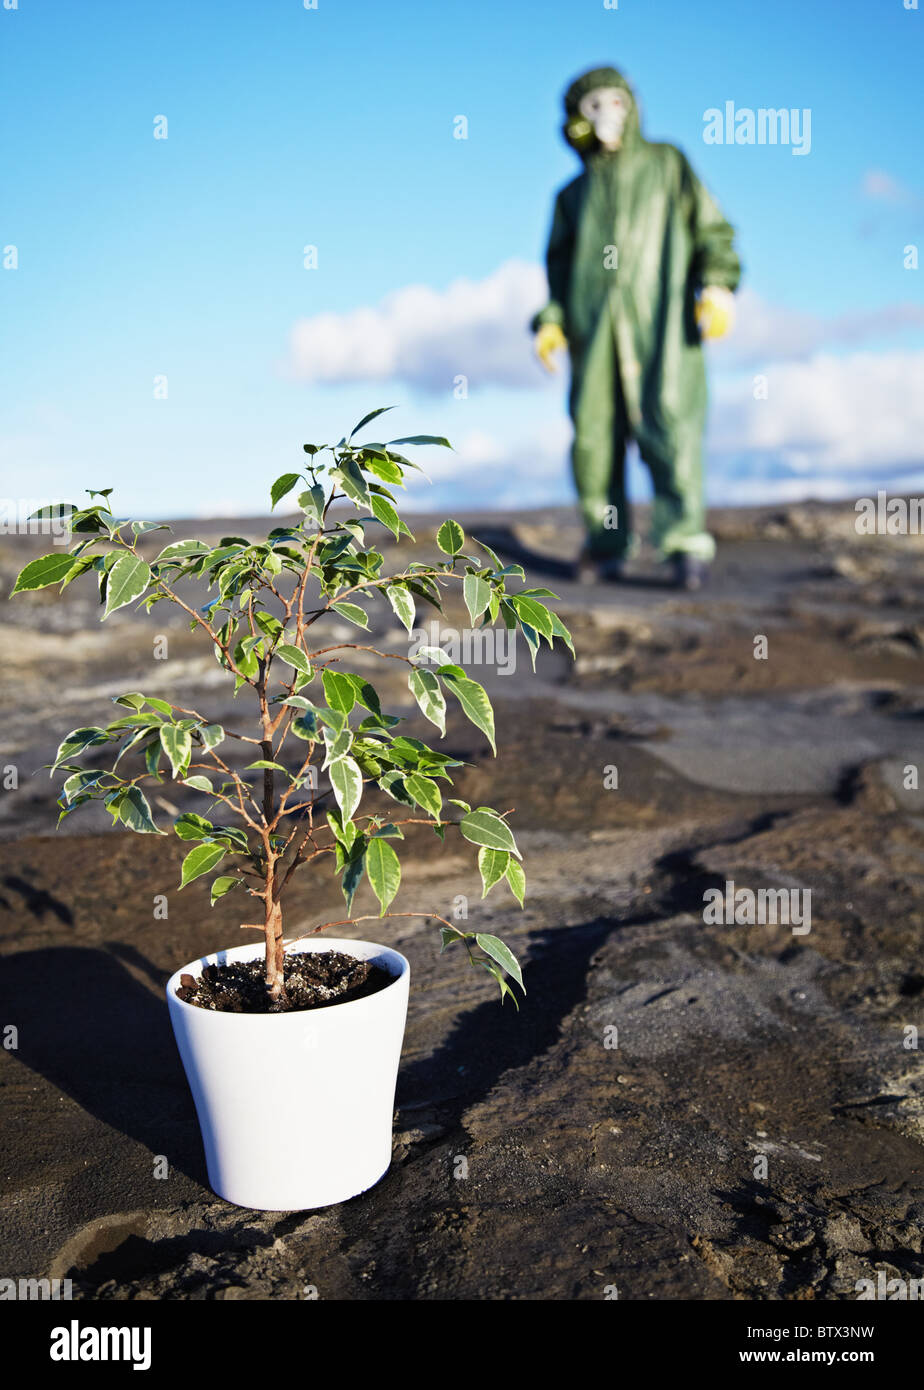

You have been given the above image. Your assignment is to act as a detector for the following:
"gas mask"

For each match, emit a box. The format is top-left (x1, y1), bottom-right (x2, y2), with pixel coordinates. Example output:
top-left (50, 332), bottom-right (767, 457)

top-left (576, 86), bottom-right (629, 150)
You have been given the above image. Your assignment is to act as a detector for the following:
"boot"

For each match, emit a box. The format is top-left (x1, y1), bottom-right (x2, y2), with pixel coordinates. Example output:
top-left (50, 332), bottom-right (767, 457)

top-left (575, 549), bottom-right (626, 584)
top-left (669, 552), bottom-right (709, 591)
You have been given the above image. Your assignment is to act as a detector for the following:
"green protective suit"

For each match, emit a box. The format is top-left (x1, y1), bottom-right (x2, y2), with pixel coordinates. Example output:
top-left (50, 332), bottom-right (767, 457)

top-left (533, 67), bottom-right (741, 562)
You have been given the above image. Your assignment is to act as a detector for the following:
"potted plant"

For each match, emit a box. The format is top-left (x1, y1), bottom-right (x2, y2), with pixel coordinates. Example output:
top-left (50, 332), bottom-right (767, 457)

top-left (10, 410), bottom-right (574, 1211)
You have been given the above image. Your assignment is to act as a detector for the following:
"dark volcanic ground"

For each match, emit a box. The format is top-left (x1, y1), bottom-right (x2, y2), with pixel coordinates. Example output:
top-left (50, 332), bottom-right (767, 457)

top-left (0, 500), bottom-right (922, 1300)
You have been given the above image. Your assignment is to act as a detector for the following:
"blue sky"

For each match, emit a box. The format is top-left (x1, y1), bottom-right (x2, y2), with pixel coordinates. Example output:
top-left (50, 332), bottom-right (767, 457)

top-left (2, 0), bottom-right (923, 520)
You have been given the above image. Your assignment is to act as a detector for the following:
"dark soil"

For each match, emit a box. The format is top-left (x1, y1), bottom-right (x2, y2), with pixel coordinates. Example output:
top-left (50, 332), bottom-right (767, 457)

top-left (175, 951), bottom-right (393, 1014)
top-left (2, 501), bottom-right (924, 1298)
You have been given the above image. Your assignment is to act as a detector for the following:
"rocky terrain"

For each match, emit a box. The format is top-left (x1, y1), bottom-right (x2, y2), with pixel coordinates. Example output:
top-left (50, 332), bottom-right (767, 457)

top-left (0, 499), bottom-right (922, 1300)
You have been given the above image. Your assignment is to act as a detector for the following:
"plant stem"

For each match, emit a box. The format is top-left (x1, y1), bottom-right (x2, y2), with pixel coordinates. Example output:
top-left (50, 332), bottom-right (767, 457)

top-left (263, 892), bottom-right (286, 1004)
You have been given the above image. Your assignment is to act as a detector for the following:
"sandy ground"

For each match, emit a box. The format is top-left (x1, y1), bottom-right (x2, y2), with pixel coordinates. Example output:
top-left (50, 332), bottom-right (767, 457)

top-left (0, 499), bottom-right (922, 1299)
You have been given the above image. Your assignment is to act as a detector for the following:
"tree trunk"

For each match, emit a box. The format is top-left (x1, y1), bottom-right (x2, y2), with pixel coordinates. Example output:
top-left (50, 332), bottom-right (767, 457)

top-left (264, 897), bottom-right (287, 1006)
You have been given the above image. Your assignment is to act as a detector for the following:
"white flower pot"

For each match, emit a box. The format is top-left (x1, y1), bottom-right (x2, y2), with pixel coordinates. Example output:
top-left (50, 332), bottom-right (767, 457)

top-left (166, 937), bottom-right (410, 1211)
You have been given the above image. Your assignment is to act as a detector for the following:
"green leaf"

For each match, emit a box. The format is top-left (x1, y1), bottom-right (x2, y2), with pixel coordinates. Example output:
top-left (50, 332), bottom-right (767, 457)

top-left (160, 725), bottom-right (192, 779)
top-left (69, 505), bottom-right (108, 535)
top-left (510, 595), bottom-right (555, 642)
top-left (179, 841), bottom-right (227, 889)
top-left (174, 812), bottom-right (215, 841)
top-left (366, 836), bottom-right (401, 915)
top-left (499, 598), bottom-right (518, 630)
top-left (214, 826), bottom-right (249, 851)
top-left (368, 493), bottom-right (409, 539)
top-left (405, 578), bottom-right (443, 614)
top-left (10, 552), bottom-right (78, 595)
top-left (104, 553), bottom-right (151, 617)
top-left (322, 669), bottom-right (356, 715)
top-left (329, 755), bottom-right (363, 822)
top-left (460, 807), bottom-right (519, 857)
top-left (271, 473), bottom-right (301, 508)
top-left (481, 958), bottom-right (520, 1008)
top-left (245, 759), bottom-right (290, 772)
top-left (548, 610), bottom-right (575, 657)
top-left (182, 775), bottom-right (214, 793)
top-left (370, 822), bottom-right (404, 839)
top-left (405, 773), bottom-right (442, 819)
top-left (52, 726), bottom-right (109, 769)
top-left (254, 610), bottom-right (283, 642)
top-left (106, 712), bottom-right (160, 731)
top-left (341, 840), bottom-right (366, 911)
top-left (117, 786), bottom-right (163, 834)
top-left (276, 643), bottom-right (312, 676)
top-left (408, 667), bottom-right (446, 736)
top-left (436, 519), bottom-right (464, 555)
top-left (330, 601), bottom-right (369, 629)
top-left (441, 670), bottom-right (496, 753)
top-left (463, 573), bottom-right (492, 625)
top-left (229, 636), bottom-right (257, 680)
top-left (340, 674), bottom-right (381, 715)
top-left (210, 875), bottom-right (241, 905)
top-left (389, 435), bottom-right (452, 449)
top-left (298, 484), bottom-right (327, 521)
top-left (440, 925), bottom-right (468, 951)
top-left (387, 583), bottom-right (415, 635)
top-left (506, 857), bottom-right (526, 906)
top-left (412, 644), bottom-right (452, 667)
top-left (114, 692), bottom-right (146, 710)
top-left (61, 768), bottom-right (103, 803)
top-left (364, 454), bottom-right (404, 486)
top-left (60, 554), bottom-right (100, 591)
top-left (198, 723), bottom-right (224, 750)
top-left (290, 710), bottom-right (320, 741)
top-left (28, 501), bottom-right (76, 524)
top-left (350, 405), bottom-right (394, 438)
top-left (478, 846), bottom-right (509, 897)
top-left (473, 536), bottom-right (503, 569)
top-left (476, 933), bottom-right (524, 991)
top-left (111, 726), bottom-right (148, 769)
top-left (334, 457), bottom-right (371, 507)
top-left (519, 620), bottom-right (540, 671)
top-left (326, 806), bottom-right (353, 847)
top-left (377, 769), bottom-right (415, 806)
top-left (154, 538), bottom-right (208, 563)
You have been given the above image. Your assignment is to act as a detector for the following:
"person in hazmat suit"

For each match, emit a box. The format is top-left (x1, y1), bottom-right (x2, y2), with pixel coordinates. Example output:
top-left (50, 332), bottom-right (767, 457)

top-left (532, 67), bottom-right (741, 589)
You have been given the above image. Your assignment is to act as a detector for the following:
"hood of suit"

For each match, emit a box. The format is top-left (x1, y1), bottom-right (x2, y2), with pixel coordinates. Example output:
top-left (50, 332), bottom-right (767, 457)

top-left (562, 66), bottom-right (642, 158)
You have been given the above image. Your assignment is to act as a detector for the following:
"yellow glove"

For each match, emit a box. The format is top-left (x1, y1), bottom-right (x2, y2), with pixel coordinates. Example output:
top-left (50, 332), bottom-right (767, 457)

top-left (534, 321), bottom-right (568, 372)
top-left (695, 285), bottom-right (735, 340)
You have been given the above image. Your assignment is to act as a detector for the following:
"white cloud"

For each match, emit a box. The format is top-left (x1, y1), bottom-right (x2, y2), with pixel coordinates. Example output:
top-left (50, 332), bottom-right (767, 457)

top-left (405, 348), bottom-right (924, 511)
top-left (709, 347), bottom-right (924, 485)
top-left (288, 260), bottom-right (547, 392)
top-left (712, 288), bottom-right (924, 368)
top-left (287, 262), bottom-right (924, 387)
top-left (402, 417), bottom-right (573, 512)
top-left (283, 262), bottom-right (924, 508)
